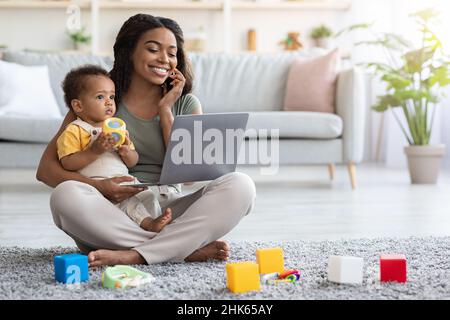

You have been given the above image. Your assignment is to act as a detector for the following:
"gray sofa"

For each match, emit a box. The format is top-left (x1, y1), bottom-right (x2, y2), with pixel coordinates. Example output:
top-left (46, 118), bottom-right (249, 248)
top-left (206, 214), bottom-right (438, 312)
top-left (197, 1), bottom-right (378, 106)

top-left (0, 50), bottom-right (366, 187)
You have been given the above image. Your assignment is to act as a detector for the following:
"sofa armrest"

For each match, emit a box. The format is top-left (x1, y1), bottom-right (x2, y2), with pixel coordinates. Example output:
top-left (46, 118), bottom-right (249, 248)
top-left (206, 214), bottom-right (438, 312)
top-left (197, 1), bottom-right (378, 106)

top-left (336, 67), bottom-right (366, 164)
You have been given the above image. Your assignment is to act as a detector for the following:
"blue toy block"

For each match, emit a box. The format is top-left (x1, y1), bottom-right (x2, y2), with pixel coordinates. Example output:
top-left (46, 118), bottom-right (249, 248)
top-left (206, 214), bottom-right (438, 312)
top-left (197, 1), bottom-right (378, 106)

top-left (54, 253), bottom-right (89, 284)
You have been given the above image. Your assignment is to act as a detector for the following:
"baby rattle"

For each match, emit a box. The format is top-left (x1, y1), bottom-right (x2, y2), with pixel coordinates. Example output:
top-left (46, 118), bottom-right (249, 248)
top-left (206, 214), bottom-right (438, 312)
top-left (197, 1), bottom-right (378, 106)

top-left (103, 117), bottom-right (127, 148)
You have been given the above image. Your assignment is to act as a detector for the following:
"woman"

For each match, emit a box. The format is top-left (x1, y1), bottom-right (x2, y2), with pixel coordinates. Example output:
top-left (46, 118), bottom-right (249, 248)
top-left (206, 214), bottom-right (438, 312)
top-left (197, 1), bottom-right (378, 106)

top-left (36, 14), bottom-right (256, 267)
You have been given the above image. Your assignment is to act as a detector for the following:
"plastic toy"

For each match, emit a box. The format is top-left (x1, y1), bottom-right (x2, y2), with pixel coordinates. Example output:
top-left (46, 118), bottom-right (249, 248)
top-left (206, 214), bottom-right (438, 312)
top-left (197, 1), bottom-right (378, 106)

top-left (380, 254), bottom-right (407, 283)
top-left (226, 262), bottom-right (261, 293)
top-left (256, 247), bottom-right (284, 274)
top-left (267, 279), bottom-right (292, 284)
top-left (284, 273), bottom-right (300, 282)
top-left (279, 269), bottom-right (300, 279)
top-left (279, 269), bottom-right (300, 282)
top-left (265, 269), bottom-right (301, 285)
top-left (328, 255), bottom-right (364, 285)
top-left (102, 265), bottom-right (155, 289)
top-left (260, 272), bottom-right (279, 283)
top-left (54, 253), bottom-right (89, 284)
top-left (103, 117), bottom-right (127, 148)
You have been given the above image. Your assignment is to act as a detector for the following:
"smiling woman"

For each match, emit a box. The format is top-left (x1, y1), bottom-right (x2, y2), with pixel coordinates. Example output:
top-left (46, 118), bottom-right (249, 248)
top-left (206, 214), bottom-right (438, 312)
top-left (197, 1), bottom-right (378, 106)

top-left (36, 13), bottom-right (256, 268)
top-left (110, 15), bottom-right (194, 107)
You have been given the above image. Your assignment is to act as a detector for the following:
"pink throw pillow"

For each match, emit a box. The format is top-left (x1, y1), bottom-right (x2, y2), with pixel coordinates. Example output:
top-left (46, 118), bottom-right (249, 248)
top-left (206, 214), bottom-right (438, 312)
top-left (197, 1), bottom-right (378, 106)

top-left (283, 49), bottom-right (340, 113)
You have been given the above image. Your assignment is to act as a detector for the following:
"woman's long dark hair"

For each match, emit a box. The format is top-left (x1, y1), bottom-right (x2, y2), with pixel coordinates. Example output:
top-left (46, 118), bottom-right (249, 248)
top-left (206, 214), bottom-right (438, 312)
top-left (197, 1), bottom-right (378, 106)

top-left (110, 14), bottom-right (193, 104)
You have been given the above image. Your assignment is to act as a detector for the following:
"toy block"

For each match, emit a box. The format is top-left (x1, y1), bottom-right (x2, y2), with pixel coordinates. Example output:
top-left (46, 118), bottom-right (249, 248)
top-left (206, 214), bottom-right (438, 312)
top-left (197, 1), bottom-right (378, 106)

top-left (328, 255), bottom-right (364, 284)
top-left (380, 254), bottom-right (407, 283)
top-left (226, 262), bottom-right (261, 293)
top-left (256, 247), bottom-right (284, 274)
top-left (54, 253), bottom-right (89, 284)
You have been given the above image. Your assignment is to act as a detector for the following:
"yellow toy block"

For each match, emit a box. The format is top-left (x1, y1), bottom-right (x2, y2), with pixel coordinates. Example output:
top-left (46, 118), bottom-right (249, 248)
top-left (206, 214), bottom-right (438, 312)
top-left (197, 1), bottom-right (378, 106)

top-left (226, 262), bottom-right (261, 293)
top-left (256, 247), bottom-right (284, 274)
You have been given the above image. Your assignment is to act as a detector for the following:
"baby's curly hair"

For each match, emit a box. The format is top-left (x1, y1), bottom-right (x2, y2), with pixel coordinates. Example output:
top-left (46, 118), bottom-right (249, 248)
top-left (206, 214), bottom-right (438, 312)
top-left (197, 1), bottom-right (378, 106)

top-left (62, 65), bottom-right (110, 110)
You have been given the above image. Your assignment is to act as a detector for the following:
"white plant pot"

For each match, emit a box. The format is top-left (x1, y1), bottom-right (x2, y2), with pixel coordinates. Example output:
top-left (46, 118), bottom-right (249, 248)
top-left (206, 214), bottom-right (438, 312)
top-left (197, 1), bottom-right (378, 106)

top-left (404, 144), bottom-right (445, 184)
top-left (74, 42), bottom-right (90, 52)
top-left (313, 38), bottom-right (329, 49)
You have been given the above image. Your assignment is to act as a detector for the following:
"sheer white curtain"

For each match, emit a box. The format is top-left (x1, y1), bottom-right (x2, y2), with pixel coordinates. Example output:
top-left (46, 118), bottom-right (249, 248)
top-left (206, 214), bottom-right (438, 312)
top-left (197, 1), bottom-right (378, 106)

top-left (346, 0), bottom-right (450, 167)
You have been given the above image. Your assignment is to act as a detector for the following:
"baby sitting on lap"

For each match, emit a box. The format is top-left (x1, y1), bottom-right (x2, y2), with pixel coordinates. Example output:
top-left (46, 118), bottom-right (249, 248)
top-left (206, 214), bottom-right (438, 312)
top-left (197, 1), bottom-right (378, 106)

top-left (57, 65), bottom-right (171, 232)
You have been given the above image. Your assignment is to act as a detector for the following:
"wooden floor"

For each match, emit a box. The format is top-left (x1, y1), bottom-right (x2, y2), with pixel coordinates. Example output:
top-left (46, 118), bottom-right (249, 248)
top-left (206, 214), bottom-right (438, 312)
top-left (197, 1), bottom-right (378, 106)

top-left (1, 164), bottom-right (450, 248)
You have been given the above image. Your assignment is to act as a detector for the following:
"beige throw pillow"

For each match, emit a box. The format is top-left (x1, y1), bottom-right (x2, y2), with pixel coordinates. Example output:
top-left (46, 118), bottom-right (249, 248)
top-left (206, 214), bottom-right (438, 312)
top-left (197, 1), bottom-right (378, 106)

top-left (283, 49), bottom-right (340, 114)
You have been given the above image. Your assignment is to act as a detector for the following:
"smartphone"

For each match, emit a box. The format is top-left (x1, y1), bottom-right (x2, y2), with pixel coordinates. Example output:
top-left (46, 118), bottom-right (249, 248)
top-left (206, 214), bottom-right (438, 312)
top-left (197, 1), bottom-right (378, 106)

top-left (120, 182), bottom-right (154, 188)
top-left (162, 68), bottom-right (177, 92)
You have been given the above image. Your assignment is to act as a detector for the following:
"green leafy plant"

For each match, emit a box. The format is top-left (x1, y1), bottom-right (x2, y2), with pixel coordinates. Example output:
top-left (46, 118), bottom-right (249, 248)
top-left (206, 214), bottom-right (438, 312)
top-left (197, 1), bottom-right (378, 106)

top-left (67, 27), bottom-right (91, 47)
top-left (310, 25), bottom-right (333, 39)
top-left (337, 9), bottom-right (450, 145)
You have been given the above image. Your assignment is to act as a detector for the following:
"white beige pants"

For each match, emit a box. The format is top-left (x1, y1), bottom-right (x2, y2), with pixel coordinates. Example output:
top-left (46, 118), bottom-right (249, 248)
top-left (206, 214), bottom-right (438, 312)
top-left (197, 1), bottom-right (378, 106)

top-left (50, 172), bottom-right (256, 264)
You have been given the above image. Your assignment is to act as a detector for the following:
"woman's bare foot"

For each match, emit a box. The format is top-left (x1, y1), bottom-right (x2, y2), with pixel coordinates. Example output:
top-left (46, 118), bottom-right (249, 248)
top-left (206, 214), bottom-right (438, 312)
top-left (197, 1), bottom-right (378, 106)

top-left (185, 240), bottom-right (230, 262)
top-left (88, 249), bottom-right (145, 268)
top-left (140, 208), bottom-right (172, 232)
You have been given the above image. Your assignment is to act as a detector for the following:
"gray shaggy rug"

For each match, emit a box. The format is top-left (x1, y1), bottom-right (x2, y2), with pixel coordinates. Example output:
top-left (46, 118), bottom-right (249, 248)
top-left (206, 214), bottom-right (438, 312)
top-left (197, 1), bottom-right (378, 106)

top-left (1, 237), bottom-right (450, 300)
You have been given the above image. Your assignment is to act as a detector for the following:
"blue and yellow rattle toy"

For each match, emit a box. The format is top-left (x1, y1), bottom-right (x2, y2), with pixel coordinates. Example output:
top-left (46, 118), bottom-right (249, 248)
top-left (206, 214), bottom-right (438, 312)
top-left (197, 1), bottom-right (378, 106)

top-left (103, 117), bottom-right (127, 148)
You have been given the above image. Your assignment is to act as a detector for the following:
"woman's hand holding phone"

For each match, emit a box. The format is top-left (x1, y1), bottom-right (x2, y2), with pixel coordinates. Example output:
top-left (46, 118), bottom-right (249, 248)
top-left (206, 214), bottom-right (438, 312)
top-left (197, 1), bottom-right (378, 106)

top-left (158, 67), bottom-right (186, 112)
top-left (94, 176), bottom-right (145, 203)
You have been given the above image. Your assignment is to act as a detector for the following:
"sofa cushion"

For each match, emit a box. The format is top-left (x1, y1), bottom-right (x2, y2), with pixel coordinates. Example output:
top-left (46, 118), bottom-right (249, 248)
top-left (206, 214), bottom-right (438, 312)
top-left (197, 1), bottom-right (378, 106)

top-left (1, 50), bottom-right (331, 115)
top-left (189, 49), bottom-right (326, 113)
top-left (0, 112), bottom-right (342, 143)
top-left (284, 49), bottom-right (340, 113)
top-left (0, 61), bottom-right (61, 119)
top-left (246, 112), bottom-right (343, 139)
top-left (0, 116), bottom-right (63, 143)
top-left (2, 51), bottom-right (113, 115)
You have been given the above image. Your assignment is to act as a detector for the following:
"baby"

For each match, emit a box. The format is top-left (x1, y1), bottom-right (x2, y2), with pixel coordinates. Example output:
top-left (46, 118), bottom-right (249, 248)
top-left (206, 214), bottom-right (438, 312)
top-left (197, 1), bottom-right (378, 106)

top-left (57, 65), bottom-right (171, 232)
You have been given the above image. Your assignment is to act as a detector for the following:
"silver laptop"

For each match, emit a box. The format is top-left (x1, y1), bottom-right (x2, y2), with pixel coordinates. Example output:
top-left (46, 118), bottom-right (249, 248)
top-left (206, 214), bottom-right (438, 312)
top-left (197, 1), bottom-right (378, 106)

top-left (158, 112), bottom-right (249, 185)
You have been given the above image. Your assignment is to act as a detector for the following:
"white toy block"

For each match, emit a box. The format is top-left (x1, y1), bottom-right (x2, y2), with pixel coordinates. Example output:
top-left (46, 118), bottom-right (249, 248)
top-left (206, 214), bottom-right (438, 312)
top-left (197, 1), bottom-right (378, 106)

top-left (327, 255), bottom-right (364, 284)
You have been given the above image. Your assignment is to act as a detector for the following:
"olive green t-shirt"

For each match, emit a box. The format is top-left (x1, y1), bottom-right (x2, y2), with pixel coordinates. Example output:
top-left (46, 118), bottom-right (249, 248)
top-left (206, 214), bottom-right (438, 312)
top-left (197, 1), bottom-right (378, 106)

top-left (115, 94), bottom-right (201, 187)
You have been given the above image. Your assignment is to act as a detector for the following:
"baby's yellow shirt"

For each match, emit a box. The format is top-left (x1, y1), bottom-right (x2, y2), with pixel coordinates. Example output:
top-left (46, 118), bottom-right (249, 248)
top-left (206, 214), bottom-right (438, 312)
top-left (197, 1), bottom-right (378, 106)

top-left (56, 123), bottom-right (134, 160)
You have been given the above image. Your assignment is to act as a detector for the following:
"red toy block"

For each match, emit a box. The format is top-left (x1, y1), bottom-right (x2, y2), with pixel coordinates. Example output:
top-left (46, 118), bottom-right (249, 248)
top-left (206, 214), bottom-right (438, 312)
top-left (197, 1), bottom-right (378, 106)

top-left (380, 254), bottom-right (407, 283)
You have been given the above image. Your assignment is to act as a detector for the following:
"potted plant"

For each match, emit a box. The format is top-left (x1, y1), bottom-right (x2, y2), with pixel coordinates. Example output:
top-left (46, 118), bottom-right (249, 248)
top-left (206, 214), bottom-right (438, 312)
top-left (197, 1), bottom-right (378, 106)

top-left (67, 27), bottom-right (91, 52)
top-left (310, 25), bottom-right (333, 49)
top-left (337, 9), bottom-right (450, 184)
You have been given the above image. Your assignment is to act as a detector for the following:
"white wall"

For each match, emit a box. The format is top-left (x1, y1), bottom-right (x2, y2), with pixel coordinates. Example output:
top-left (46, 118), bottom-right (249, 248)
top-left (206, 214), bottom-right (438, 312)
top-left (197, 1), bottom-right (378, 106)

top-left (96, 8), bottom-right (225, 54)
top-left (0, 7), bottom-right (91, 52)
top-left (0, 0), bottom-right (394, 54)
